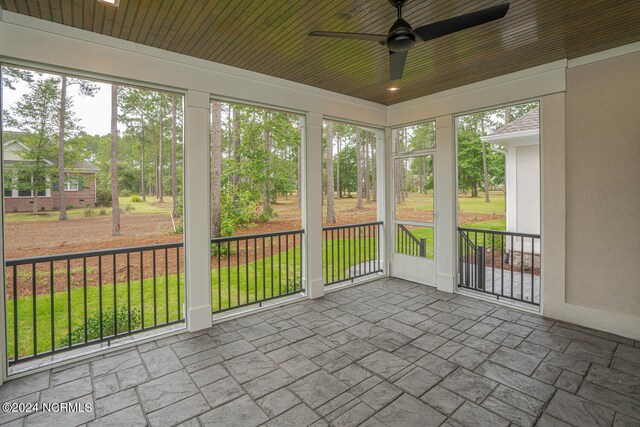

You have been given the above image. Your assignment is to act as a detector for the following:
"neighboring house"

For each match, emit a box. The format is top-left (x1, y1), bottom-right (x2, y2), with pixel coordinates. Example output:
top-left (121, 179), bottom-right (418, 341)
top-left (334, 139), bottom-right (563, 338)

top-left (481, 107), bottom-right (540, 255)
top-left (3, 140), bottom-right (98, 212)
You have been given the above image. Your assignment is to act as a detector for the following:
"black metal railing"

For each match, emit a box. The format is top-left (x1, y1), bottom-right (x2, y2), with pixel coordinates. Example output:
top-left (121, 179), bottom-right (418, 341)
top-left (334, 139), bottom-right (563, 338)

top-left (211, 229), bottom-right (304, 313)
top-left (5, 242), bottom-right (185, 366)
top-left (458, 227), bottom-right (541, 306)
top-left (396, 224), bottom-right (428, 257)
top-left (323, 222), bottom-right (383, 286)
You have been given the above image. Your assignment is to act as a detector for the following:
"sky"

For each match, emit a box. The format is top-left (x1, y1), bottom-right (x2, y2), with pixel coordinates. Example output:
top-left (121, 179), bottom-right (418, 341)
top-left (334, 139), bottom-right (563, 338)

top-left (3, 70), bottom-right (115, 136)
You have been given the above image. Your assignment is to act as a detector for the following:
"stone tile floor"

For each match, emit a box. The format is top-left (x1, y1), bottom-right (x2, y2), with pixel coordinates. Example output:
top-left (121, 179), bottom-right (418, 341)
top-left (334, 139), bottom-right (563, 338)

top-left (1, 277), bottom-right (639, 427)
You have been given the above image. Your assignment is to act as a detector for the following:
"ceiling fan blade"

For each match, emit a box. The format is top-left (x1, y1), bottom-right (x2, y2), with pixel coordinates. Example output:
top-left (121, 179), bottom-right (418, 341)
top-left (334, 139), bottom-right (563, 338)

top-left (390, 50), bottom-right (408, 81)
top-left (414, 3), bottom-right (510, 42)
top-left (309, 31), bottom-right (387, 43)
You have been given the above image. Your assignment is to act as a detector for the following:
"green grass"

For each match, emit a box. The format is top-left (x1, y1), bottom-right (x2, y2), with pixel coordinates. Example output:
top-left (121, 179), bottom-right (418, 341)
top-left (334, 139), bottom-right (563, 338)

top-left (322, 237), bottom-right (379, 285)
top-left (5, 196), bottom-right (173, 222)
top-left (396, 227), bottom-right (435, 259)
top-left (457, 191), bottom-right (506, 215)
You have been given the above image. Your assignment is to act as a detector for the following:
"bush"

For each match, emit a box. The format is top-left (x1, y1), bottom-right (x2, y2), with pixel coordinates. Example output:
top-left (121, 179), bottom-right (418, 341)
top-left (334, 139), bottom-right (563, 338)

top-left (211, 242), bottom-right (235, 258)
top-left (57, 305), bottom-right (142, 347)
top-left (96, 188), bottom-right (112, 207)
top-left (120, 189), bottom-right (132, 197)
top-left (125, 204), bottom-right (135, 212)
top-left (65, 204), bottom-right (74, 210)
top-left (84, 208), bottom-right (94, 217)
top-left (99, 209), bottom-right (107, 216)
top-left (130, 195), bottom-right (143, 203)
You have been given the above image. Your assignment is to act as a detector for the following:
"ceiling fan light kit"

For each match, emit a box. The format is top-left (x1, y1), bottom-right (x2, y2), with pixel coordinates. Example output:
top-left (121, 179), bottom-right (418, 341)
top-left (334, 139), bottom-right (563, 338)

top-left (310, 0), bottom-right (510, 81)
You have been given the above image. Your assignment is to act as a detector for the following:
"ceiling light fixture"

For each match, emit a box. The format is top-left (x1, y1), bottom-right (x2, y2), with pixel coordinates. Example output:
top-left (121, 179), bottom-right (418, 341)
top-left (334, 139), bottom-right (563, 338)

top-left (387, 87), bottom-right (400, 91)
top-left (98, 0), bottom-right (120, 6)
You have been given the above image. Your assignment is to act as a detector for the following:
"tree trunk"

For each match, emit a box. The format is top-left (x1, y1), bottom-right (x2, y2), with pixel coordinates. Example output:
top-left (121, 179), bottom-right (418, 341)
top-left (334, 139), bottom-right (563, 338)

top-left (262, 111), bottom-right (271, 214)
top-left (158, 99), bottom-right (164, 202)
top-left (210, 102), bottom-right (222, 237)
top-left (111, 85), bottom-right (121, 236)
top-left (480, 118), bottom-right (490, 202)
top-left (355, 127), bottom-right (363, 209)
top-left (471, 181), bottom-right (478, 198)
top-left (297, 118), bottom-right (302, 208)
top-left (325, 121), bottom-right (336, 223)
top-left (371, 144), bottom-right (376, 201)
top-left (141, 122), bottom-right (146, 201)
top-left (336, 134), bottom-right (341, 199)
top-left (58, 76), bottom-right (68, 220)
top-left (171, 94), bottom-right (178, 217)
top-left (365, 132), bottom-right (371, 203)
top-left (231, 107), bottom-right (241, 205)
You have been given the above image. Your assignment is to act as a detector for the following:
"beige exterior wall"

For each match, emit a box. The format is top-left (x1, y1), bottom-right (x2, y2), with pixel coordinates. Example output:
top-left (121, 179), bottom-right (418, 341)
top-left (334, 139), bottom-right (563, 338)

top-left (564, 51), bottom-right (640, 319)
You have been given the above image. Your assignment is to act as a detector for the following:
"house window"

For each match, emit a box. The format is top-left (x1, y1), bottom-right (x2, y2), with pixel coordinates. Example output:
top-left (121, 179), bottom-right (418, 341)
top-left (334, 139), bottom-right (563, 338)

top-left (65, 177), bottom-right (79, 191)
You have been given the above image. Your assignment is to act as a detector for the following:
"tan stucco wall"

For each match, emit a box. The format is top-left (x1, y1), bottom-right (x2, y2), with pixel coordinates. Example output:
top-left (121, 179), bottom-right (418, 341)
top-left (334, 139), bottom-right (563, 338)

top-left (565, 51), bottom-right (640, 318)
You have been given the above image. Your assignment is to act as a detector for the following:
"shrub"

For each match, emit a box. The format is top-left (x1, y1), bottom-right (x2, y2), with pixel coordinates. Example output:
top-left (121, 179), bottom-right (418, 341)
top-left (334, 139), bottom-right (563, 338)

top-left (99, 209), bottom-right (107, 216)
top-left (84, 208), bottom-right (94, 217)
top-left (65, 204), bottom-right (74, 210)
top-left (96, 188), bottom-right (112, 207)
top-left (130, 195), bottom-right (143, 203)
top-left (211, 242), bottom-right (235, 258)
top-left (120, 189), bottom-right (132, 197)
top-left (57, 306), bottom-right (142, 347)
top-left (125, 204), bottom-right (135, 212)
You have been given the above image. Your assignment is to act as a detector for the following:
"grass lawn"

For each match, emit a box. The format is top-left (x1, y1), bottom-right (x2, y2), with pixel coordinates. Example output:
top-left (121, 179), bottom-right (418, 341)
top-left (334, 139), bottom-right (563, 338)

top-left (457, 191), bottom-right (506, 215)
top-left (5, 196), bottom-right (173, 222)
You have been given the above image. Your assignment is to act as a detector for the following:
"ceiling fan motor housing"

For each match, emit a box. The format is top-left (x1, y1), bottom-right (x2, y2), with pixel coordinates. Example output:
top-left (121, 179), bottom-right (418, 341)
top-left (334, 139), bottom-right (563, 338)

top-left (387, 18), bottom-right (416, 52)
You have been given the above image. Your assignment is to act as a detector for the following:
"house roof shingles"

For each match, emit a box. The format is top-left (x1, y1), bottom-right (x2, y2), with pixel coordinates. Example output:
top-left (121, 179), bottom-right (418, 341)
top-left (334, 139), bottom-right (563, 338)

top-left (490, 107), bottom-right (539, 136)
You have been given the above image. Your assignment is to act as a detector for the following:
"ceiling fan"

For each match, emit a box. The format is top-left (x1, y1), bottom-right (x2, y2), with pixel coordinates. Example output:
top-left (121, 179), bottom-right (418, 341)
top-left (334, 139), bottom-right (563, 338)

top-left (309, 1), bottom-right (510, 81)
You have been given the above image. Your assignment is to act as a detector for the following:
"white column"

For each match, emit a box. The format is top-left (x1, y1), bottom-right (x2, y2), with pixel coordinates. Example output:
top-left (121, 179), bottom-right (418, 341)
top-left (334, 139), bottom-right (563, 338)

top-left (184, 90), bottom-right (213, 331)
top-left (540, 93), bottom-right (566, 317)
top-left (304, 112), bottom-right (324, 299)
top-left (435, 115), bottom-right (456, 293)
top-left (377, 128), bottom-right (391, 275)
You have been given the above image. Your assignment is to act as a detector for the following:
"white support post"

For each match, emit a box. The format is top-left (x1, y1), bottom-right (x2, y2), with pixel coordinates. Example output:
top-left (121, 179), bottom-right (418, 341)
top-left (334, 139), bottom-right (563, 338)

top-left (304, 113), bottom-right (324, 299)
top-left (184, 90), bottom-right (213, 331)
top-left (435, 115), bottom-right (456, 293)
top-left (376, 128), bottom-right (389, 275)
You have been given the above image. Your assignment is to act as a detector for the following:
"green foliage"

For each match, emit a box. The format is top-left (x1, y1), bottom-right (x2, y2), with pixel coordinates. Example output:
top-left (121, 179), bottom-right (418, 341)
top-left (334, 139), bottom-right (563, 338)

top-left (84, 208), bottom-right (94, 217)
top-left (96, 187), bottom-right (112, 206)
top-left (130, 195), bottom-right (142, 203)
top-left (210, 243), bottom-right (235, 258)
top-left (57, 305), bottom-right (142, 347)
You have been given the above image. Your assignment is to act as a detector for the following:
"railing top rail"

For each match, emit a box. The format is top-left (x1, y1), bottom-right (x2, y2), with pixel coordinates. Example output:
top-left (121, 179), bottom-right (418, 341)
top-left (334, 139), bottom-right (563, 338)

top-left (6, 241), bottom-right (184, 266)
top-left (397, 223), bottom-right (423, 246)
top-left (458, 227), bottom-right (541, 239)
top-left (211, 229), bottom-right (304, 244)
top-left (323, 221), bottom-right (383, 231)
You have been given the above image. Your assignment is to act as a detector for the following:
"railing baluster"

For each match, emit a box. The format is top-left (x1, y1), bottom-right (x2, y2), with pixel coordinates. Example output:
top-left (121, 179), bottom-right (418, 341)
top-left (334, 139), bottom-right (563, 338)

top-left (285, 234), bottom-right (289, 294)
top-left (152, 250), bottom-right (156, 327)
top-left (113, 254), bottom-right (118, 335)
top-left (50, 260), bottom-right (54, 353)
top-left (164, 248), bottom-right (169, 323)
top-left (227, 241), bottom-right (231, 309)
top-left (83, 257), bottom-right (88, 343)
top-left (140, 251), bottom-right (144, 329)
top-left (13, 265), bottom-right (18, 362)
top-left (67, 258), bottom-right (71, 347)
top-left (245, 239), bottom-right (249, 304)
top-left (531, 237), bottom-right (535, 303)
top-left (292, 234), bottom-right (296, 292)
top-left (177, 247), bottom-right (181, 320)
top-left (126, 253), bottom-right (131, 332)
top-left (32, 263), bottom-right (37, 356)
top-left (216, 243), bottom-right (221, 311)
top-left (100, 256), bottom-right (104, 338)
top-left (254, 238), bottom-right (258, 301)
top-left (262, 238), bottom-right (266, 299)
top-left (236, 240), bottom-right (240, 307)
top-left (270, 236), bottom-right (274, 298)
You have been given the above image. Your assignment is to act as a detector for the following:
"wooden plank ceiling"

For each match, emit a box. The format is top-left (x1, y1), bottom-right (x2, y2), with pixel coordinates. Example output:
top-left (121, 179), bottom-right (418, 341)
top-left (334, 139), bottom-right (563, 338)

top-left (1, 0), bottom-right (639, 105)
